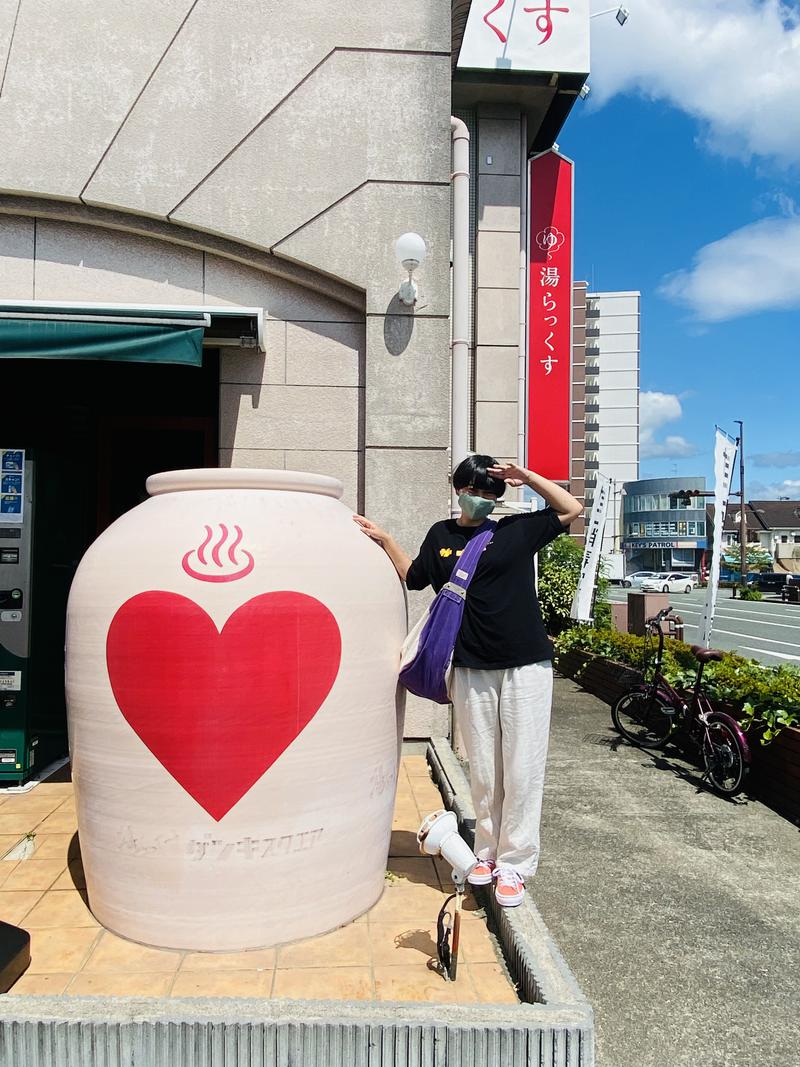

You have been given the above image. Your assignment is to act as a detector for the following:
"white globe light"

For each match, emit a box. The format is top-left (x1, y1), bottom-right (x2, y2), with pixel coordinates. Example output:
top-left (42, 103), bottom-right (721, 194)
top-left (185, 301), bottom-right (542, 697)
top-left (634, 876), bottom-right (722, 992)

top-left (394, 232), bottom-right (427, 272)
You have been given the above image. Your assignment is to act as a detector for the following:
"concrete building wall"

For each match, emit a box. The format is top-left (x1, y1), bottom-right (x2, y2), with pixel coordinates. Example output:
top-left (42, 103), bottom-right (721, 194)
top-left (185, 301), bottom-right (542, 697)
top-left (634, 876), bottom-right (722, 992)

top-left (0, 212), bottom-right (366, 506)
top-left (570, 282), bottom-right (588, 542)
top-left (585, 290), bottom-right (640, 556)
top-left (0, 1), bottom-right (453, 735)
top-left (473, 107), bottom-right (524, 484)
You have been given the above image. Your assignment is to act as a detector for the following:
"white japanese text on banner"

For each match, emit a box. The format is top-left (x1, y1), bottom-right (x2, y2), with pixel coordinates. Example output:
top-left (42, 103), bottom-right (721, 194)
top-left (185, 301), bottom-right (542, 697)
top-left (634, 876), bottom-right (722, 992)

top-left (570, 473), bottom-right (611, 623)
top-left (698, 430), bottom-right (738, 648)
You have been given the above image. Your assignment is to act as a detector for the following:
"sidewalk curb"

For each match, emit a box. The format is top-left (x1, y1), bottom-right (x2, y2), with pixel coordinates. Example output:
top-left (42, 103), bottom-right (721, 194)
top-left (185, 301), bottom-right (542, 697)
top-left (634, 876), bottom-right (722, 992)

top-left (427, 737), bottom-right (595, 1057)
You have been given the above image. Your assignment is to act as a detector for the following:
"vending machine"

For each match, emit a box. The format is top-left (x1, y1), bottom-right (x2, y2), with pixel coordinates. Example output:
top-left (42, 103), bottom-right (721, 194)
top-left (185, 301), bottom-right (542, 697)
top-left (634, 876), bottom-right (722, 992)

top-left (0, 449), bottom-right (69, 784)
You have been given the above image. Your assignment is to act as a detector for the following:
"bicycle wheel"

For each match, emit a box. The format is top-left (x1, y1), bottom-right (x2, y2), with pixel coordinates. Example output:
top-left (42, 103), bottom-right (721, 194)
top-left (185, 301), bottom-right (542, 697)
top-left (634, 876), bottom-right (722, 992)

top-left (611, 690), bottom-right (674, 748)
top-left (702, 717), bottom-right (749, 796)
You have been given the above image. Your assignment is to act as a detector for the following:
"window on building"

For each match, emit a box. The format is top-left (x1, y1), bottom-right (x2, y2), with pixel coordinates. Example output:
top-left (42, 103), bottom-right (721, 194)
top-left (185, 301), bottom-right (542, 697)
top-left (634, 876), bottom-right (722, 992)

top-left (687, 521), bottom-right (696, 535)
top-left (672, 548), bottom-right (695, 565)
top-left (678, 521), bottom-right (687, 535)
top-left (781, 535), bottom-right (789, 543)
top-left (794, 534), bottom-right (800, 544)
top-left (697, 521), bottom-right (705, 536)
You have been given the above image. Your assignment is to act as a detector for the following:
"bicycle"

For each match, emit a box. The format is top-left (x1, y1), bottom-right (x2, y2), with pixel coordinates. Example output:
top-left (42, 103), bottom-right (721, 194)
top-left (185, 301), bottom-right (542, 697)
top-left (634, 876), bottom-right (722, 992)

top-left (611, 607), bottom-right (752, 797)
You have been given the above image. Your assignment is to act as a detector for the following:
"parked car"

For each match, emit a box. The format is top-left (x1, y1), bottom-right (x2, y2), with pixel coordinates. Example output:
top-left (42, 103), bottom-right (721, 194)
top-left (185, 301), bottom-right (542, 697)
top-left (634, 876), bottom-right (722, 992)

top-left (640, 572), bottom-right (697, 594)
top-left (622, 571), bottom-right (660, 589)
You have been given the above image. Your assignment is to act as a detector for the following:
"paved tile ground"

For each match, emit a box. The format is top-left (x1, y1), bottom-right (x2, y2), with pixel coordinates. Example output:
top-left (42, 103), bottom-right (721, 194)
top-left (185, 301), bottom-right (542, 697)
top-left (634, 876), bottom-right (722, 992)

top-left (533, 677), bottom-right (800, 1067)
top-left (0, 756), bottom-right (516, 1005)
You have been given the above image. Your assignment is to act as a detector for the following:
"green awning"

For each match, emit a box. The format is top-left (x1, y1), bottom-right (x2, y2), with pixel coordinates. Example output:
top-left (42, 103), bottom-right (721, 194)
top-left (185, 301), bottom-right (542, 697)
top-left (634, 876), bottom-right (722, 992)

top-left (0, 308), bottom-right (209, 366)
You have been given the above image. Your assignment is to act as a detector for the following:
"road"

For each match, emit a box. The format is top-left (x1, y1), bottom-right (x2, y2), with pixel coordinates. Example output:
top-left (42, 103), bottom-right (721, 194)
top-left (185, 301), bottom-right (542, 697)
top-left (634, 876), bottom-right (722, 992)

top-left (607, 585), bottom-right (800, 666)
top-left (536, 678), bottom-right (800, 1067)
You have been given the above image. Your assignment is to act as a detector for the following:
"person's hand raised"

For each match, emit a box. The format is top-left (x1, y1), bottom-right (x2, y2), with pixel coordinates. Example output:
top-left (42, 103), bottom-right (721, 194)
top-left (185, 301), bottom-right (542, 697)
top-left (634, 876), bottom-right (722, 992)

top-left (487, 462), bottom-right (530, 489)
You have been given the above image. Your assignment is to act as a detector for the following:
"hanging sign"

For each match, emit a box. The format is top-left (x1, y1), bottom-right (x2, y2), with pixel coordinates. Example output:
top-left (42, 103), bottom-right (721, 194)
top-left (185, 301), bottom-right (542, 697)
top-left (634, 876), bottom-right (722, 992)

top-left (571, 473), bottom-right (611, 623)
top-left (698, 430), bottom-right (738, 648)
top-left (456, 0), bottom-right (590, 75)
top-left (527, 150), bottom-right (573, 481)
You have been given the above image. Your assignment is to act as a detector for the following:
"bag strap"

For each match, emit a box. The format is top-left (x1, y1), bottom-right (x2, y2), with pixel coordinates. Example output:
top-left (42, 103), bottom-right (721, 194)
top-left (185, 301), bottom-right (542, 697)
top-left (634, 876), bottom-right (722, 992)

top-left (440, 520), bottom-right (495, 600)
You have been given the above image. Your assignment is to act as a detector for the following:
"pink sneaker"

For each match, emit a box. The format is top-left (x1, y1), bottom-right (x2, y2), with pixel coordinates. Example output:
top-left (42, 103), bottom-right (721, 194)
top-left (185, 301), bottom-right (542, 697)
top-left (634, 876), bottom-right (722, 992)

top-left (493, 866), bottom-right (525, 907)
top-left (467, 859), bottom-right (496, 886)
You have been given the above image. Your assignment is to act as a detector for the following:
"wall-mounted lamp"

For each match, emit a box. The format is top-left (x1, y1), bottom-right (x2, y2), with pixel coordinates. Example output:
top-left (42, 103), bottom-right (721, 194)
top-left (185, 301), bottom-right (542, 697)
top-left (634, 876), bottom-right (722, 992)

top-left (579, 83), bottom-right (591, 100)
top-left (395, 232), bottom-right (427, 306)
top-left (590, 5), bottom-right (629, 25)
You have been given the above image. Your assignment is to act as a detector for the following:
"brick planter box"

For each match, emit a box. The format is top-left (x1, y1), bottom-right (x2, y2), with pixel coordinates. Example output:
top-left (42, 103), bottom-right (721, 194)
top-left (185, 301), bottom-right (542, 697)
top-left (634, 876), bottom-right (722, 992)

top-left (746, 725), bottom-right (800, 827)
top-left (556, 649), bottom-right (800, 827)
top-left (555, 649), bottom-right (642, 707)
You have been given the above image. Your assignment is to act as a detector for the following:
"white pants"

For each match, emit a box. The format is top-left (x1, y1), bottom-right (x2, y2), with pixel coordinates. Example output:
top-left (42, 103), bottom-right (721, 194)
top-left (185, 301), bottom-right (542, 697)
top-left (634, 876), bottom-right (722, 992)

top-left (451, 661), bottom-right (553, 880)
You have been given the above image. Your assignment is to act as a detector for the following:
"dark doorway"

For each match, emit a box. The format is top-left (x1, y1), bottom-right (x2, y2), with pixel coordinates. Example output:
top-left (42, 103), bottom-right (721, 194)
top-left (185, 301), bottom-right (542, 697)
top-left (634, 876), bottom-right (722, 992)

top-left (4, 354), bottom-right (218, 541)
top-left (0, 353), bottom-right (219, 772)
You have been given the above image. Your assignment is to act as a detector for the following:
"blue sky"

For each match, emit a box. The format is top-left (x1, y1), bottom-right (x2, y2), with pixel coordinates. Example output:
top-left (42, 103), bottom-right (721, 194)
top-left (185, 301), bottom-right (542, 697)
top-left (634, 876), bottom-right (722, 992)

top-left (560, 0), bottom-right (800, 498)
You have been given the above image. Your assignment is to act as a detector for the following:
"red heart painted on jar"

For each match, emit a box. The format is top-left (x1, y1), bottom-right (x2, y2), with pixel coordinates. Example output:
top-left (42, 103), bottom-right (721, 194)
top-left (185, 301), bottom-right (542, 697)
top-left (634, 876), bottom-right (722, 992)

top-left (106, 591), bottom-right (341, 821)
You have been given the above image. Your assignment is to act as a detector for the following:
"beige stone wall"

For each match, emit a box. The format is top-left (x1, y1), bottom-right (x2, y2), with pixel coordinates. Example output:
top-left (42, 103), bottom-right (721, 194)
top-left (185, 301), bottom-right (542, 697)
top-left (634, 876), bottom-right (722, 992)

top-left (473, 107), bottom-right (524, 478)
top-left (0, 1), bottom-right (453, 734)
top-left (0, 212), bottom-right (364, 505)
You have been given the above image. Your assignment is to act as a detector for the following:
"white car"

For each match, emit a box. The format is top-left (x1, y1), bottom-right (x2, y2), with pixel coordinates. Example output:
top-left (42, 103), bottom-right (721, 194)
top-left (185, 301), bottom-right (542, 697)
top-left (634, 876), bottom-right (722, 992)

top-left (622, 571), bottom-right (660, 589)
top-left (640, 572), bottom-right (697, 594)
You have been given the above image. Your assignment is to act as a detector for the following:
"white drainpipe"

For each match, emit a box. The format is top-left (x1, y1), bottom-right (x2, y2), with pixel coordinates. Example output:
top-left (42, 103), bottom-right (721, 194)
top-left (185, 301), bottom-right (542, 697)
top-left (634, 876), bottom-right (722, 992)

top-left (517, 115), bottom-right (529, 480)
top-left (451, 116), bottom-right (470, 512)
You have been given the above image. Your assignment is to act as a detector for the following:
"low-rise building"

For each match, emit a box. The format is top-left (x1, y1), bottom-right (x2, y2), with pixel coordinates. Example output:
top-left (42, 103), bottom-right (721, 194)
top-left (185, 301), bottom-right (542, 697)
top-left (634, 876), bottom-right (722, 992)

top-left (622, 477), bottom-right (708, 575)
top-left (709, 500), bottom-right (800, 573)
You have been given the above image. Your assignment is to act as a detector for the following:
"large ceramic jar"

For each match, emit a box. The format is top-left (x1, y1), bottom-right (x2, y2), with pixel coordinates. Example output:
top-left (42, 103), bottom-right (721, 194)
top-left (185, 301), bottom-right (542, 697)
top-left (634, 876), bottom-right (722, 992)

top-left (65, 469), bottom-right (406, 951)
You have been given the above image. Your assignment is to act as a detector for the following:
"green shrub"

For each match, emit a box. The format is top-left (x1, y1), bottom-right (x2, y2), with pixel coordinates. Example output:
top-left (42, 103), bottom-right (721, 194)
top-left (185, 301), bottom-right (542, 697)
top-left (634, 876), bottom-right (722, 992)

top-left (554, 626), bottom-right (800, 743)
top-left (538, 536), bottom-right (611, 635)
top-left (737, 587), bottom-right (762, 601)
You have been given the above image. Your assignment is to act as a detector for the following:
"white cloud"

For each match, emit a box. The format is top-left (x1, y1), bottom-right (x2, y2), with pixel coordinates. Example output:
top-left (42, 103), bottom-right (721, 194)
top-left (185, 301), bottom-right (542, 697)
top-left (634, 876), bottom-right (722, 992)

top-left (640, 390), bottom-right (681, 433)
top-left (752, 450), bottom-right (800, 468)
top-left (639, 390), bottom-right (700, 458)
top-left (589, 1), bottom-right (800, 165)
top-left (659, 215), bottom-right (800, 320)
top-left (642, 434), bottom-right (699, 458)
top-left (748, 478), bottom-right (800, 499)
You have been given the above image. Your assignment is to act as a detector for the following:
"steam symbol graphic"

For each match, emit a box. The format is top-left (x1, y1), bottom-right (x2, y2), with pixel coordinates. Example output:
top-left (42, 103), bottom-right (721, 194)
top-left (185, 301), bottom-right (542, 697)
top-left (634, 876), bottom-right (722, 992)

top-left (181, 525), bottom-right (255, 583)
top-left (536, 225), bottom-right (565, 256)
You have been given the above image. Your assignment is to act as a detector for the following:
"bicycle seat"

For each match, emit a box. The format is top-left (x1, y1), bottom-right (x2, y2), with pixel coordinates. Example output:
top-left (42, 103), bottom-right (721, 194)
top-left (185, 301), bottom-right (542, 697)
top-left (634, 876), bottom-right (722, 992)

top-left (690, 645), bottom-right (724, 662)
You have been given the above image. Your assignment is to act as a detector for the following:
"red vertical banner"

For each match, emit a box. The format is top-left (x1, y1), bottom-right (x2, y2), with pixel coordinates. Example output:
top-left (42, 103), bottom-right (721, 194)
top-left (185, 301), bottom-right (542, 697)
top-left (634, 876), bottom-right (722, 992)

top-left (527, 150), bottom-right (573, 481)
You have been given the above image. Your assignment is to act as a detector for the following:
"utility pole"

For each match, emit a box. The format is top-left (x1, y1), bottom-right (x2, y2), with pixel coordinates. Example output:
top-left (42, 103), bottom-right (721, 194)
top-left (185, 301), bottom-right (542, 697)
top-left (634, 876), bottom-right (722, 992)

top-left (735, 419), bottom-right (746, 589)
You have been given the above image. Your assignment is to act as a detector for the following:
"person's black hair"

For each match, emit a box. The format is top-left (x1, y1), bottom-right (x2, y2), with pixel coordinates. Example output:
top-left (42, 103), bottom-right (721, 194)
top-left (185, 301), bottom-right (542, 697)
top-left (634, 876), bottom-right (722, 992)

top-left (451, 454), bottom-right (506, 498)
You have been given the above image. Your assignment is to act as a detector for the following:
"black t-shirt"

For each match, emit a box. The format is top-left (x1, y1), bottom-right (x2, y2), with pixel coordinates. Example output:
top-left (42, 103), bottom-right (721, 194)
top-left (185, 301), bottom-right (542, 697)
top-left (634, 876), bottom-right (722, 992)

top-left (405, 508), bottom-right (565, 669)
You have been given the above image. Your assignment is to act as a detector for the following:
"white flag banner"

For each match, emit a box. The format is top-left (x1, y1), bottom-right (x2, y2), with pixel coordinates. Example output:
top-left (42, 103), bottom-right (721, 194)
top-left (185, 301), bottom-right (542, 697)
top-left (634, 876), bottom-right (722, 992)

top-left (698, 429), bottom-right (738, 648)
top-left (570, 473), bottom-right (611, 623)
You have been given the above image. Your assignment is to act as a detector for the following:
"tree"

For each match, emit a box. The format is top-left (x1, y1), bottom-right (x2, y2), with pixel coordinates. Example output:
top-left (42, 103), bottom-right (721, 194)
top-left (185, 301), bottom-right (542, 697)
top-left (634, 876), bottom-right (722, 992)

top-left (538, 536), bottom-right (611, 635)
top-left (721, 544), bottom-right (773, 571)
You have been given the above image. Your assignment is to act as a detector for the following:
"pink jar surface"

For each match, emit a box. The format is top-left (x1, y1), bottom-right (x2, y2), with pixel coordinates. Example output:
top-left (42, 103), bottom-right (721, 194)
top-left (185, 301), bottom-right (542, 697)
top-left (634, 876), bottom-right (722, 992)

top-left (65, 469), bottom-right (407, 951)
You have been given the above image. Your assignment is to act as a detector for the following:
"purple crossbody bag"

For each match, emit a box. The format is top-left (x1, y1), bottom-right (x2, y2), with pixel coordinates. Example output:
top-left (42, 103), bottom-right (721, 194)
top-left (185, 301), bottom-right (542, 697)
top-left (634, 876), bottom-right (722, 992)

top-left (398, 520), bottom-right (496, 704)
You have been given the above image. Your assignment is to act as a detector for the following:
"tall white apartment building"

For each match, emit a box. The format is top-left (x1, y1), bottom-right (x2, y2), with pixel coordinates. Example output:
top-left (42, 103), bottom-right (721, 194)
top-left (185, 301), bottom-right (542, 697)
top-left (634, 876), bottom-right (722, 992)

top-left (585, 290), bottom-right (640, 555)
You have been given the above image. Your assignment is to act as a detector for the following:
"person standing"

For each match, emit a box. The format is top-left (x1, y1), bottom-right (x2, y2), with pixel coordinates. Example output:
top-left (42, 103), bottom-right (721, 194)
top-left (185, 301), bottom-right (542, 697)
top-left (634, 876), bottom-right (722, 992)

top-left (354, 456), bottom-right (582, 906)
